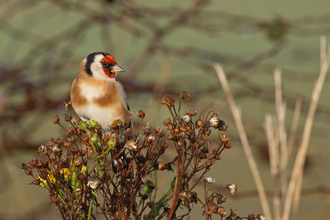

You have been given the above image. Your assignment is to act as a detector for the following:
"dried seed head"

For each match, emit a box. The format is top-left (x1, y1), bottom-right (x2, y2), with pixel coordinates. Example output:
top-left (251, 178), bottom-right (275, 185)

top-left (137, 110), bottom-right (145, 118)
top-left (70, 147), bottom-right (79, 155)
top-left (155, 162), bottom-right (173, 171)
top-left (215, 193), bottom-right (226, 204)
top-left (177, 139), bottom-right (186, 148)
top-left (168, 123), bottom-right (175, 130)
top-left (124, 138), bottom-right (139, 151)
top-left (197, 152), bottom-right (208, 159)
top-left (110, 119), bottom-right (124, 130)
top-left (204, 126), bottom-right (211, 137)
top-left (195, 119), bottom-right (203, 128)
top-left (224, 142), bottom-right (232, 149)
top-left (247, 214), bottom-right (256, 220)
top-left (179, 90), bottom-right (191, 103)
top-left (208, 203), bottom-right (219, 214)
top-left (154, 127), bottom-right (163, 135)
top-left (181, 114), bottom-right (190, 123)
top-left (74, 158), bottom-right (82, 167)
top-left (226, 184), bottom-right (237, 195)
top-left (163, 118), bottom-right (171, 126)
top-left (63, 141), bottom-right (71, 148)
top-left (52, 115), bottom-right (60, 124)
top-left (55, 137), bottom-right (64, 145)
top-left (160, 94), bottom-right (175, 109)
top-left (52, 144), bottom-right (60, 152)
top-left (147, 135), bottom-right (155, 144)
top-left (229, 209), bottom-right (238, 217)
top-left (142, 122), bottom-right (151, 135)
top-left (256, 214), bottom-right (266, 220)
top-left (197, 138), bottom-right (206, 147)
top-left (66, 127), bottom-right (75, 136)
top-left (205, 176), bottom-right (215, 183)
top-left (185, 109), bottom-right (196, 116)
top-left (218, 120), bottom-right (228, 131)
top-left (178, 190), bottom-right (190, 201)
top-left (219, 133), bottom-right (230, 142)
top-left (217, 207), bottom-right (228, 217)
top-left (209, 115), bottom-right (220, 128)
top-left (24, 168), bottom-right (33, 176)
top-left (37, 144), bottom-right (48, 154)
top-left (87, 180), bottom-right (98, 189)
top-left (64, 114), bottom-right (72, 122)
top-left (180, 126), bottom-right (187, 132)
top-left (161, 141), bottom-right (168, 149)
top-left (64, 101), bottom-right (71, 110)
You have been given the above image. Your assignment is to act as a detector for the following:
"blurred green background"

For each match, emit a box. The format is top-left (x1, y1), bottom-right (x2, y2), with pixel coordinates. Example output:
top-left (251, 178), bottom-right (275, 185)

top-left (1, 0), bottom-right (330, 219)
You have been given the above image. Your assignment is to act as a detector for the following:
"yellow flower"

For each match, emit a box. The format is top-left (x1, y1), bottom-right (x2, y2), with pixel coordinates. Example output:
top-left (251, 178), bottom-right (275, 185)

top-left (60, 168), bottom-right (70, 181)
top-left (81, 165), bottom-right (87, 175)
top-left (37, 173), bottom-right (56, 188)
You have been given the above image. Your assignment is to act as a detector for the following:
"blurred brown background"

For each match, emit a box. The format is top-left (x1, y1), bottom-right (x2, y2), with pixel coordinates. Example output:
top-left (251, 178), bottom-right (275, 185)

top-left (0, 0), bottom-right (330, 219)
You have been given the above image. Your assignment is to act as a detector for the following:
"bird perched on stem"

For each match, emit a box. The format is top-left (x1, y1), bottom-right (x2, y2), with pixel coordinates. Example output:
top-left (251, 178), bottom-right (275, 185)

top-left (71, 52), bottom-right (131, 130)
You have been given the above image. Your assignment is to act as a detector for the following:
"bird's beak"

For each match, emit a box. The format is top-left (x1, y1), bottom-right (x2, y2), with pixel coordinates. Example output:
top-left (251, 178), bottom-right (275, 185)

top-left (112, 64), bottom-right (125, 74)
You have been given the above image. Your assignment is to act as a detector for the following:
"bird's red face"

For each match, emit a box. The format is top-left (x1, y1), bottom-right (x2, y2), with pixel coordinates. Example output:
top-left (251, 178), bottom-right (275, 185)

top-left (100, 55), bottom-right (117, 79)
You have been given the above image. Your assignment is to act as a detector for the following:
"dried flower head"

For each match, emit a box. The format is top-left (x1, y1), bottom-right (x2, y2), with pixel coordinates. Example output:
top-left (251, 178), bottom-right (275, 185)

top-left (110, 119), bottom-right (125, 130)
top-left (142, 122), bottom-right (151, 135)
top-left (160, 94), bottom-right (175, 109)
top-left (124, 138), bottom-right (139, 151)
top-left (217, 206), bottom-right (228, 217)
top-left (224, 142), bottom-right (232, 149)
top-left (205, 176), bottom-right (215, 183)
top-left (52, 115), bottom-right (60, 124)
top-left (257, 214), bottom-right (266, 220)
top-left (154, 127), bottom-right (163, 135)
top-left (181, 114), bottom-right (190, 123)
top-left (219, 133), bottom-right (230, 142)
top-left (64, 114), bottom-right (72, 122)
top-left (163, 118), bottom-right (171, 126)
top-left (137, 110), bottom-right (145, 118)
top-left (87, 180), bottom-right (98, 189)
top-left (209, 115), bottom-right (220, 128)
top-left (218, 120), bottom-right (228, 131)
top-left (195, 119), bottom-right (203, 128)
top-left (185, 109), bottom-right (196, 116)
top-left (37, 144), bottom-right (48, 155)
top-left (66, 127), bottom-right (75, 136)
top-left (179, 90), bottom-right (191, 103)
top-left (226, 184), bottom-right (237, 195)
top-left (147, 135), bottom-right (155, 144)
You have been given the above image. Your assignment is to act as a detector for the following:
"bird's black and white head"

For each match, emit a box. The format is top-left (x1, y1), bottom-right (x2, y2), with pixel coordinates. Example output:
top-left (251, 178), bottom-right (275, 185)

top-left (84, 52), bottom-right (125, 80)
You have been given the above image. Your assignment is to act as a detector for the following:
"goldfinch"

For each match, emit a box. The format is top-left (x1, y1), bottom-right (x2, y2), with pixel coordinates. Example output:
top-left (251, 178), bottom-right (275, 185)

top-left (70, 52), bottom-right (131, 130)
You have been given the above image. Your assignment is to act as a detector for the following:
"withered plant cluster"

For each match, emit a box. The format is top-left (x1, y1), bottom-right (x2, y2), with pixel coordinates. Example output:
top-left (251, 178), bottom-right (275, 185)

top-left (22, 91), bottom-right (264, 220)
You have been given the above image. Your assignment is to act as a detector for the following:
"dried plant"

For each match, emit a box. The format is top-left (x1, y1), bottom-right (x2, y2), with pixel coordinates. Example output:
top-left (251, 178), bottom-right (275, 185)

top-left (22, 91), bottom-right (264, 220)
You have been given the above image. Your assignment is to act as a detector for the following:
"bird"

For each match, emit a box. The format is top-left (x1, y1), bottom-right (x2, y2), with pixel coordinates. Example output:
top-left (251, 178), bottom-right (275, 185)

top-left (70, 52), bottom-right (131, 130)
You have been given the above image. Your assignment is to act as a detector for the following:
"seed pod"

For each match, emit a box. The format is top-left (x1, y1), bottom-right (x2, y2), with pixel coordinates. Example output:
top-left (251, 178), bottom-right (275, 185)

top-left (66, 127), bottom-right (75, 136)
top-left (137, 110), bottom-right (145, 118)
top-left (52, 115), bottom-right (60, 124)
top-left (195, 119), bottom-right (203, 128)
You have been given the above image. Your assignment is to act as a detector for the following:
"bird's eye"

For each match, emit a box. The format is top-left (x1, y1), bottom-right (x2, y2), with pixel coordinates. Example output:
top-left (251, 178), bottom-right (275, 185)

top-left (101, 61), bottom-right (108, 67)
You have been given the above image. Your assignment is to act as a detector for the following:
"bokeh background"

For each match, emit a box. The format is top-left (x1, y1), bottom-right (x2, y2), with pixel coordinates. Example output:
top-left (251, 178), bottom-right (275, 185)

top-left (1, 0), bottom-right (330, 219)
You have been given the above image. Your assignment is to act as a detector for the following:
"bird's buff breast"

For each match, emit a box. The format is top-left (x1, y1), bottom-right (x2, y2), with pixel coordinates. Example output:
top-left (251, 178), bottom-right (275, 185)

top-left (71, 79), bottom-right (129, 128)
